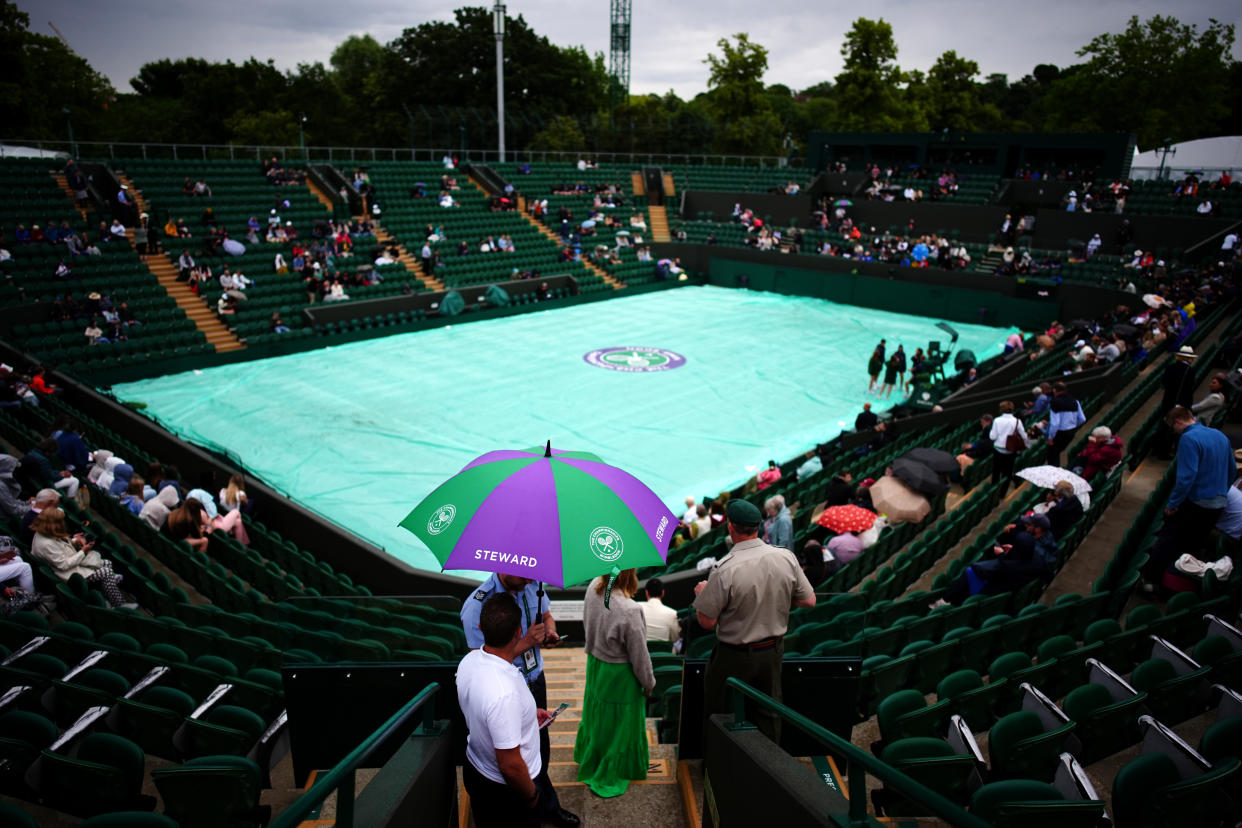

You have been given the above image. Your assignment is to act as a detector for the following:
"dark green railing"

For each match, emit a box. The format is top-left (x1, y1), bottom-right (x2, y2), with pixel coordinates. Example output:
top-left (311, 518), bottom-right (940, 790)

top-left (725, 678), bottom-right (990, 827)
top-left (269, 682), bottom-right (444, 828)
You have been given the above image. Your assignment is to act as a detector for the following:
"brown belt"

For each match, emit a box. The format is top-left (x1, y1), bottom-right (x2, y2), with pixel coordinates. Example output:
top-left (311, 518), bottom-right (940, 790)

top-left (719, 635), bottom-right (783, 652)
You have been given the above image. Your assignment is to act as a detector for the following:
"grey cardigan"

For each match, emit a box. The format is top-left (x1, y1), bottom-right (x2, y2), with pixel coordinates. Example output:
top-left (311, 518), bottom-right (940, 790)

top-left (582, 579), bottom-right (656, 692)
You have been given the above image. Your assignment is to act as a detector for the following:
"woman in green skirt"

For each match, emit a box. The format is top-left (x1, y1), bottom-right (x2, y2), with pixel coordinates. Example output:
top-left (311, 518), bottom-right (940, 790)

top-left (575, 568), bottom-right (656, 797)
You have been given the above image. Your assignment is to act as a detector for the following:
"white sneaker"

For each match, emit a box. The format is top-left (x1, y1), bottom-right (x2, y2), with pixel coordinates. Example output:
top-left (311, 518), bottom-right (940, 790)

top-left (929, 598), bottom-right (950, 610)
top-left (116, 602), bottom-right (140, 610)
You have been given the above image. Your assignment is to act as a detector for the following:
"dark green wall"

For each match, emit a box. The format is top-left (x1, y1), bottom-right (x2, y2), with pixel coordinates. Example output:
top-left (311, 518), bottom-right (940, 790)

top-left (706, 258), bottom-right (1053, 330)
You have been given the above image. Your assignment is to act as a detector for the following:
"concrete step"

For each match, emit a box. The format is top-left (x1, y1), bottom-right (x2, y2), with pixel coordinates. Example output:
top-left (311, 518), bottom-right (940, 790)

top-left (518, 207), bottom-right (624, 289)
top-left (648, 205), bottom-right (671, 243)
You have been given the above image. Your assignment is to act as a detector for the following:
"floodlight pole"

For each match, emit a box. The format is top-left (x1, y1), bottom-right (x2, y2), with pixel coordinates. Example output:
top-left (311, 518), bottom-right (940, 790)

top-left (62, 107), bottom-right (77, 159)
top-left (493, 2), bottom-right (506, 163)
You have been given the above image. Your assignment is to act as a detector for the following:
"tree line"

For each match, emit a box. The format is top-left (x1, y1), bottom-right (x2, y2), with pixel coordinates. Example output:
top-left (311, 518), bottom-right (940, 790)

top-left (3, 2), bottom-right (1239, 159)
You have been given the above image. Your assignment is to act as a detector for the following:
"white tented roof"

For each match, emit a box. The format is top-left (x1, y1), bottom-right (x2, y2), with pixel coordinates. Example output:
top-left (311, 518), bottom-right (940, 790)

top-left (1132, 136), bottom-right (1242, 172)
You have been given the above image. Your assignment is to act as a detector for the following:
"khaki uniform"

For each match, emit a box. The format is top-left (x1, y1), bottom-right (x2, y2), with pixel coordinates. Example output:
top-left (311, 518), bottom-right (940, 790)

top-left (694, 537), bottom-right (813, 740)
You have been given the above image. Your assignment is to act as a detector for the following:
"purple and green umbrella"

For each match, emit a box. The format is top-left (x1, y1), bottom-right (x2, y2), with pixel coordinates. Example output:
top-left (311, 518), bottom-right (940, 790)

top-left (399, 442), bottom-right (677, 588)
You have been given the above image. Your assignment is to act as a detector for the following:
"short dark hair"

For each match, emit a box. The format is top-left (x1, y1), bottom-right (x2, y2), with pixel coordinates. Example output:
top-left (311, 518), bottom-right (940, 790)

top-left (479, 593), bottom-right (521, 647)
top-left (1164, 405), bottom-right (1194, 427)
top-left (1052, 381), bottom-right (1067, 393)
top-left (646, 577), bottom-right (665, 598)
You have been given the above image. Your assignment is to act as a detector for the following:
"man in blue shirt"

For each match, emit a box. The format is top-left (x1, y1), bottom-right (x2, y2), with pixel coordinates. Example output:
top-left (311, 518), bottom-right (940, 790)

top-left (461, 574), bottom-right (577, 828)
top-left (1142, 406), bottom-right (1236, 592)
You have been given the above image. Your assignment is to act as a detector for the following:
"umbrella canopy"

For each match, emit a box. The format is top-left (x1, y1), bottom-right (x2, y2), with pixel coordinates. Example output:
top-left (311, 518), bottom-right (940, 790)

top-left (901, 448), bottom-right (958, 476)
top-left (1142, 293), bottom-right (1168, 309)
top-left (1016, 465), bottom-right (1092, 495)
top-left (890, 457), bottom-right (948, 498)
top-left (1112, 324), bottom-right (1137, 338)
top-left (221, 239), bottom-right (245, 256)
top-left (869, 477), bottom-right (930, 524)
top-left (834, 198), bottom-right (853, 207)
top-left (817, 504), bottom-right (877, 534)
top-left (399, 443), bottom-right (676, 587)
top-left (954, 350), bottom-right (977, 371)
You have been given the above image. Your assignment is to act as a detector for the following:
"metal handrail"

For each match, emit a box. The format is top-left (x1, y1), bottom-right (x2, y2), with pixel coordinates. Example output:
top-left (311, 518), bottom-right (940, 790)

top-left (0, 137), bottom-right (802, 169)
top-left (725, 678), bottom-right (990, 827)
top-left (268, 682), bottom-right (443, 828)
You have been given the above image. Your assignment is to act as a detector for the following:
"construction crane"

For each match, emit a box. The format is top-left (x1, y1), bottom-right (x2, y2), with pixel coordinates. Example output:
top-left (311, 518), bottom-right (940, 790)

top-left (47, 21), bottom-right (73, 50)
top-left (608, 0), bottom-right (631, 107)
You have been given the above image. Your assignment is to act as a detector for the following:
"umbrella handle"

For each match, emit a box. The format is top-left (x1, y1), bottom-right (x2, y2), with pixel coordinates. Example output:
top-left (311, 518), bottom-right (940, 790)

top-left (603, 566), bottom-right (620, 610)
top-left (536, 582), bottom-right (544, 619)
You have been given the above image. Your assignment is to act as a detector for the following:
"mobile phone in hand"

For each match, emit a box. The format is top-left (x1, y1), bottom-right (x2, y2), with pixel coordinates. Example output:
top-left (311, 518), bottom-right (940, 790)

top-left (540, 702), bottom-right (570, 729)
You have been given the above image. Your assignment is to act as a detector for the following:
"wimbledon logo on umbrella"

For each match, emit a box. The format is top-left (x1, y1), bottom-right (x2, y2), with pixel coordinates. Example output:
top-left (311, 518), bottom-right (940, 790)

top-left (583, 346), bottom-right (686, 372)
top-left (427, 504), bottom-right (456, 535)
top-left (589, 526), bottom-right (624, 562)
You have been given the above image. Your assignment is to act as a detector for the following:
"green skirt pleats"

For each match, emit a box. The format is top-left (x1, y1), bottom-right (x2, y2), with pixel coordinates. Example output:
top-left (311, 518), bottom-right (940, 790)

top-left (573, 654), bottom-right (649, 797)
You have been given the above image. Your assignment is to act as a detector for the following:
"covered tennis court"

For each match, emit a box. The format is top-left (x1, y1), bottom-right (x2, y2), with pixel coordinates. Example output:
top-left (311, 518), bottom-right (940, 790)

top-left (112, 285), bottom-right (1017, 578)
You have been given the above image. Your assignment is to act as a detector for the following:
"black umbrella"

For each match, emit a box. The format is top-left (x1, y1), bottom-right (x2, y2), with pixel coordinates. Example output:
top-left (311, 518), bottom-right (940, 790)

top-left (891, 457), bottom-right (948, 498)
top-left (1112, 324), bottom-right (1137, 338)
top-left (954, 349), bottom-right (977, 371)
top-left (901, 448), bottom-right (958, 476)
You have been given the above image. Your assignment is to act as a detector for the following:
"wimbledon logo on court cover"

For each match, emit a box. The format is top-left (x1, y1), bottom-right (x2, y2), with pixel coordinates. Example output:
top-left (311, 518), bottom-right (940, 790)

top-left (583, 346), bottom-right (686, 372)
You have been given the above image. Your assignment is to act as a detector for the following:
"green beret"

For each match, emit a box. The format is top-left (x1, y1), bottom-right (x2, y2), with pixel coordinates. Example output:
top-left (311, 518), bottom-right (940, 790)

top-left (726, 498), bottom-right (762, 526)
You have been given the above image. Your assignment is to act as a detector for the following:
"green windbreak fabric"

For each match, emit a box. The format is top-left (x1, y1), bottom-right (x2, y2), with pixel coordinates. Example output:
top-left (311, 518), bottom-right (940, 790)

top-left (112, 286), bottom-right (1016, 578)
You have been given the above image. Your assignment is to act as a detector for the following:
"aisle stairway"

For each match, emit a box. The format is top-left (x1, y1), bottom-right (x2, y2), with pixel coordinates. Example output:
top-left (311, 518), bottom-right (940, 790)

top-left (648, 206), bottom-right (671, 243)
top-left (306, 178), bottom-right (338, 212)
top-left (518, 208), bottom-right (625, 290)
top-left (516, 647), bottom-right (686, 827)
top-left (631, 172), bottom-right (646, 196)
top-left (144, 253), bottom-right (246, 352)
top-left (371, 221), bottom-right (444, 291)
top-left (50, 172), bottom-right (90, 220)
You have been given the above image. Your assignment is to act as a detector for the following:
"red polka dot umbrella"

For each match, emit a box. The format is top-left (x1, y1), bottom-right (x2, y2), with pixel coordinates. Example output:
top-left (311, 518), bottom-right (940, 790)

top-left (817, 504), bottom-right (878, 534)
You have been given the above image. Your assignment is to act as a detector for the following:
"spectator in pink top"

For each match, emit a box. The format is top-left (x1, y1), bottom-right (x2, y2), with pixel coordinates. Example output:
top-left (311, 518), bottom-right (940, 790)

top-left (1005, 333), bottom-right (1025, 354)
top-left (757, 460), bottom-right (782, 490)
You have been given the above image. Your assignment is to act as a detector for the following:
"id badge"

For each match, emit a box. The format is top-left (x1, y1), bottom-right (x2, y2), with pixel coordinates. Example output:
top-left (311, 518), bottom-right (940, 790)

top-left (521, 648), bottom-right (538, 674)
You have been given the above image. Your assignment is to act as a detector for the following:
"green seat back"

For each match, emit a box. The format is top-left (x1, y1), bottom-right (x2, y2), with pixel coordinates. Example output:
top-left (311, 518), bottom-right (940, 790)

top-left (970, 779), bottom-right (1062, 821)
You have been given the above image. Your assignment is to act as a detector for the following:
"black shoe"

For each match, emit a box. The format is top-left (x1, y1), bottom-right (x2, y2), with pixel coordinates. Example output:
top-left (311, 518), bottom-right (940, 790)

top-left (548, 807), bottom-right (581, 828)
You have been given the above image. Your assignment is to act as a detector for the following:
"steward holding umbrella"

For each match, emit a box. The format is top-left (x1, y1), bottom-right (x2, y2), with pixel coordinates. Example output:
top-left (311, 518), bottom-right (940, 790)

top-left (693, 499), bottom-right (816, 742)
top-left (461, 574), bottom-right (577, 828)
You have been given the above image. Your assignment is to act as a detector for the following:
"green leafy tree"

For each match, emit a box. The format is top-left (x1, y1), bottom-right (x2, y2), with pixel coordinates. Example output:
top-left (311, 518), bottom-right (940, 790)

top-left (702, 34), bottom-right (781, 155)
top-left (925, 50), bottom-right (1000, 131)
top-left (834, 18), bottom-right (908, 131)
top-left (1039, 15), bottom-right (1237, 148)
top-left (529, 115), bottom-right (586, 152)
top-left (0, 1), bottom-right (114, 142)
top-left (390, 6), bottom-right (608, 147)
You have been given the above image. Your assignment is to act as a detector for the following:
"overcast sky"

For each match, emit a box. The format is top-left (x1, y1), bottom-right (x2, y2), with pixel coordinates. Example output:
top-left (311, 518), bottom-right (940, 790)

top-left (21, 0), bottom-right (1242, 98)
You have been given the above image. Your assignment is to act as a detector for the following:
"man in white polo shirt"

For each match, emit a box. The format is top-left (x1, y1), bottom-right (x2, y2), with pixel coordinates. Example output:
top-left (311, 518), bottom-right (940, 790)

top-left (457, 592), bottom-right (578, 828)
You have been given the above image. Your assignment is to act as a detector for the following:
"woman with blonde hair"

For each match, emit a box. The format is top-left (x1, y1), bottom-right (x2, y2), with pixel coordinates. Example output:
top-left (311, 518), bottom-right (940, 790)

top-left (219, 474), bottom-right (248, 513)
top-left (574, 568), bottom-right (655, 797)
top-left (29, 507), bottom-right (130, 608)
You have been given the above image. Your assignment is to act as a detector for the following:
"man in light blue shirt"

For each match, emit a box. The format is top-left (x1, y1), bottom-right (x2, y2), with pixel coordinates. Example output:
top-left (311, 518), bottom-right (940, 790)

top-left (1216, 486), bottom-right (1242, 547)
